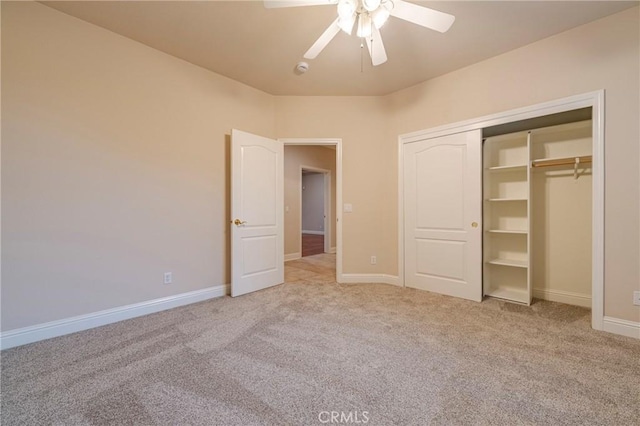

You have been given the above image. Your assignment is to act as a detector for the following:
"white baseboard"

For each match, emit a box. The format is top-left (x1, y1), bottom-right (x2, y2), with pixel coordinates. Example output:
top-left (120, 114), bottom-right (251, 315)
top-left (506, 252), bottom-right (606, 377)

top-left (533, 288), bottom-right (591, 308)
top-left (602, 316), bottom-right (640, 339)
top-left (302, 230), bottom-right (324, 235)
top-left (0, 285), bottom-right (229, 350)
top-left (284, 252), bottom-right (301, 262)
top-left (328, 247), bottom-right (336, 254)
top-left (340, 274), bottom-right (400, 287)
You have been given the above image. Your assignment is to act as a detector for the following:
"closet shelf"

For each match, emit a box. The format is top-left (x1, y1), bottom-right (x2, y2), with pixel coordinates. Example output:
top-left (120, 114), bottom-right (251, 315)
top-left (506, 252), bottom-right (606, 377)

top-left (485, 286), bottom-right (529, 304)
top-left (486, 164), bottom-right (528, 172)
top-left (486, 198), bottom-right (527, 202)
top-left (486, 229), bottom-right (527, 234)
top-left (486, 258), bottom-right (528, 268)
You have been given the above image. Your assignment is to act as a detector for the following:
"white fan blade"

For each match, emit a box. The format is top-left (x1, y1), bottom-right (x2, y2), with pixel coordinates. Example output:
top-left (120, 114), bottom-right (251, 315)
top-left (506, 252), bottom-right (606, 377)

top-left (264, 0), bottom-right (337, 8)
top-left (365, 26), bottom-right (388, 66)
top-left (304, 18), bottom-right (341, 59)
top-left (390, 0), bottom-right (455, 33)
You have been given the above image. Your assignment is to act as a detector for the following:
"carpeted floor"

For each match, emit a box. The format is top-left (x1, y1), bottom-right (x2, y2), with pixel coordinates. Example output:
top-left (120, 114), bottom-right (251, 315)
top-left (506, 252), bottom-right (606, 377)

top-left (2, 253), bottom-right (639, 425)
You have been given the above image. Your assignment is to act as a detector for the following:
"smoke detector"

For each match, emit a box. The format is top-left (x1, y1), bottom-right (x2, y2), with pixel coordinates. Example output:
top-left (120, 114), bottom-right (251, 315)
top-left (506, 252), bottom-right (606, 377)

top-left (295, 61), bottom-right (309, 74)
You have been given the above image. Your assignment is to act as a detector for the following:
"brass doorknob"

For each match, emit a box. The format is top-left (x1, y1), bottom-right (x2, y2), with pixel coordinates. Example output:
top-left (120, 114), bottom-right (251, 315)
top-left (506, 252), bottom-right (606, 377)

top-left (233, 219), bottom-right (247, 226)
top-left (471, 222), bottom-right (478, 228)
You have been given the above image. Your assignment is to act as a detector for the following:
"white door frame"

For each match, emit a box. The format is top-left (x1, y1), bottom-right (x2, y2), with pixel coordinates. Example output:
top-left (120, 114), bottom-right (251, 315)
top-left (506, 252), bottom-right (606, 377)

top-left (300, 166), bottom-right (332, 254)
top-left (398, 90), bottom-right (605, 331)
top-left (281, 138), bottom-right (343, 283)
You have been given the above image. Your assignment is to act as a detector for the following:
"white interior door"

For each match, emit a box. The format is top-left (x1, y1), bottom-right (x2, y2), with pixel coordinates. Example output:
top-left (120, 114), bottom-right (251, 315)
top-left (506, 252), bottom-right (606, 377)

top-left (231, 129), bottom-right (284, 297)
top-left (404, 130), bottom-right (482, 302)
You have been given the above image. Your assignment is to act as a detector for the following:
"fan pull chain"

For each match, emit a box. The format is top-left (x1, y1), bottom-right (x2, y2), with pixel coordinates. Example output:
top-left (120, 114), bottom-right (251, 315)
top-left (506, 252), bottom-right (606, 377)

top-left (369, 33), bottom-right (374, 67)
top-left (360, 40), bottom-right (364, 73)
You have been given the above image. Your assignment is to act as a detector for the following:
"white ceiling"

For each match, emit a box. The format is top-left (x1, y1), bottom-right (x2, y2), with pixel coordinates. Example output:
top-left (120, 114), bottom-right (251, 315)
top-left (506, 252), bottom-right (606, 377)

top-left (43, 1), bottom-right (638, 96)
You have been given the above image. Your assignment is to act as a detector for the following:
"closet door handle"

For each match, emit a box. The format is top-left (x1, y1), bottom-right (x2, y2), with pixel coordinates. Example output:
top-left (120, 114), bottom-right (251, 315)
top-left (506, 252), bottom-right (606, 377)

top-left (471, 222), bottom-right (478, 228)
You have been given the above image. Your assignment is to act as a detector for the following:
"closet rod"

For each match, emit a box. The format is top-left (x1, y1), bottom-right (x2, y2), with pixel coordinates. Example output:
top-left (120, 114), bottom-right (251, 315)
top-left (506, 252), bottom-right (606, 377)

top-left (531, 155), bottom-right (592, 168)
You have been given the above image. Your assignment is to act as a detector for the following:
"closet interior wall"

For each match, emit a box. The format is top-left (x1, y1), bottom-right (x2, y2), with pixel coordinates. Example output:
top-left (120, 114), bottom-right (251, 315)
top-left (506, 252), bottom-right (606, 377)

top-left (483, 116), bottom-right (593, 307)
top-left (530, 120), bottom-right (592, 307)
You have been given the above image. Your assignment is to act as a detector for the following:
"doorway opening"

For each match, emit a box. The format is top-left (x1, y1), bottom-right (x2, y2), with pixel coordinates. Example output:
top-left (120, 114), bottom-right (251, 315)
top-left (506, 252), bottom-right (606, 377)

top-left (282, 139), bottom-right (343, 283)
top-left (301, 167), bottom-right (331, 257)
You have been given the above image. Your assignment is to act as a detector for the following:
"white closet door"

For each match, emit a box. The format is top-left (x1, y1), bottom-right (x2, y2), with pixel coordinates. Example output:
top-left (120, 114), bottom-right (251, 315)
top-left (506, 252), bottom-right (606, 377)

top-left (404, 130), bottom-right (482, 302)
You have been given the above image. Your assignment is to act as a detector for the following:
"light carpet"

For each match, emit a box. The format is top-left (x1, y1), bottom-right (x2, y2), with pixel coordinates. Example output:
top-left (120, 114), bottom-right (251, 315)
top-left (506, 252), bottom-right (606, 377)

top-left (2, 254), bottom-right (639, 425)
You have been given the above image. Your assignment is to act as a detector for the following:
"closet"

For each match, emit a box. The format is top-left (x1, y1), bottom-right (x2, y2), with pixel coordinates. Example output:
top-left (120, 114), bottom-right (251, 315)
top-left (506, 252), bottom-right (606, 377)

top-left (482, 119), bottom-right (593, 306)
top-left (402, 93), bottom-right (603, 327)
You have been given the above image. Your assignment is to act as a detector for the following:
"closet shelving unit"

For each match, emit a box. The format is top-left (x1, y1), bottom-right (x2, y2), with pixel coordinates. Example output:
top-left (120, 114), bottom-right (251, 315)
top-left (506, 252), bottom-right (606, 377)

top-left (482, 120), bottom-right (593, 306)
top-left (483, 131), bottom-right (532, 304)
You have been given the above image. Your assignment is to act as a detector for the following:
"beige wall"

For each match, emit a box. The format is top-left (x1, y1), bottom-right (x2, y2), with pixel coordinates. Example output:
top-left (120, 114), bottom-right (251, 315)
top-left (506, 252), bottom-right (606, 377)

top-left (283, 145), bottom-right (336, 255)
top-left (387, 7), bottom-right (639, 322)
top-left (2, 3), bottom-right (639, 332)
top-left (276, 97), bottom-right (395, 274)
top-left (1, 2), bottom-right (275, 330)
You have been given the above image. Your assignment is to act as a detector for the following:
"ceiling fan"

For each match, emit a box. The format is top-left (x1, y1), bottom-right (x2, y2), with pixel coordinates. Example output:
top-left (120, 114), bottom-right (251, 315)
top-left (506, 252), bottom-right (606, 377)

top-left (264, 0), bottom-right (455, 66)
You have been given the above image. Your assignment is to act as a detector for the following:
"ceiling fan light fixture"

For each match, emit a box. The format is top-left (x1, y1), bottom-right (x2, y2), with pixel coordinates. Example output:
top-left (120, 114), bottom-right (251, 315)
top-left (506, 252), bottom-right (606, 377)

top-left (372, 6), bottom-right (390, 29)
top-left (337, 0), bottom-right (357, 20)
top-left (338, 13), bottom-right (357, 34)
top-left (356, 13), bottom-right (372, 38)
top-left (280, 0), bottom-right (455, 67)
top-left (362, 0), bottom-right (381, 12)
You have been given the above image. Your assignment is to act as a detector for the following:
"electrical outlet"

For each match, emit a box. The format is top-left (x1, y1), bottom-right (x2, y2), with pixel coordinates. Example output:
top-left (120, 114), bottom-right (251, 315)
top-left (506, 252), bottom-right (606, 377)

top-left (164, 272), bottom-right (172, 285)
top-left (633, 291), bottom-right (640, 306)
top-left (370, 256), bottom-right (377, 265)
